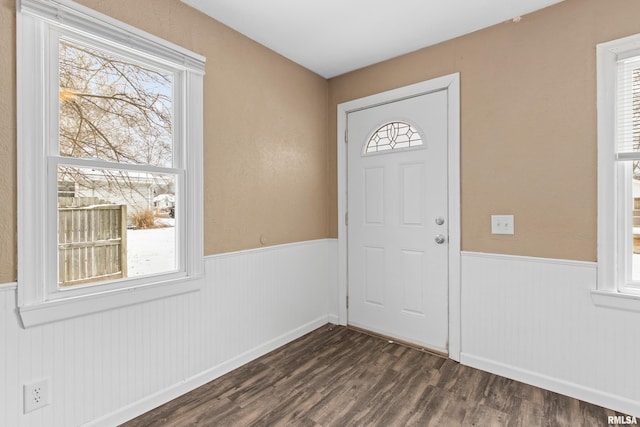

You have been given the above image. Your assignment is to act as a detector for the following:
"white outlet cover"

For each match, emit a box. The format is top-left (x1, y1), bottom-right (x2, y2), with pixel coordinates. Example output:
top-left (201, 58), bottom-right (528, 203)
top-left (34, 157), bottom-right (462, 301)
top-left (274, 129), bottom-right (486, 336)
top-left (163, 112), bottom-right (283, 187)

top-left (491, 214), bottom-right (515, 235)
top-left (24, 378), bottom-right (50, 413)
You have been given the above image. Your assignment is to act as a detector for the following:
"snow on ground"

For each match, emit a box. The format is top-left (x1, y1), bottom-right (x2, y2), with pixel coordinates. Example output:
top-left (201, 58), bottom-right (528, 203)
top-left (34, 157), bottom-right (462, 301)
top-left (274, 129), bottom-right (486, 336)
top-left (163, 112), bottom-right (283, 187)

top-left (126, 222), bottom-right (175, 276)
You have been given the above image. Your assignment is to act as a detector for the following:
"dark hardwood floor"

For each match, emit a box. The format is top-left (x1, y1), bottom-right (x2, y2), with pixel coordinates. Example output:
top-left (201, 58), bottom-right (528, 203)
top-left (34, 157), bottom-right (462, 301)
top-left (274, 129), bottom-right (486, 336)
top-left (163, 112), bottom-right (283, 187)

top-left (122, 325), bottom-right (621, 426)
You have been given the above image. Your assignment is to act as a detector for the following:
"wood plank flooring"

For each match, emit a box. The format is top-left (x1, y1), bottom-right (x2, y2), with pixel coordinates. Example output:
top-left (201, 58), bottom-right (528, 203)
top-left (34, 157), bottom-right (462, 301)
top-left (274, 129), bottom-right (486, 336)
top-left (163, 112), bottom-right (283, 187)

top-left (121, 325), bottom-right (622, 426)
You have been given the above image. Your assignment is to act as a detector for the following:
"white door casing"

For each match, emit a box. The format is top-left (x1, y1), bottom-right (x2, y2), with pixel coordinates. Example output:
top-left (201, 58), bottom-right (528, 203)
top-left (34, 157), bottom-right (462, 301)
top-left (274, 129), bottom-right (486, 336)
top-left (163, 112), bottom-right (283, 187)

top-left (337, 74), bottom-right (461, 360)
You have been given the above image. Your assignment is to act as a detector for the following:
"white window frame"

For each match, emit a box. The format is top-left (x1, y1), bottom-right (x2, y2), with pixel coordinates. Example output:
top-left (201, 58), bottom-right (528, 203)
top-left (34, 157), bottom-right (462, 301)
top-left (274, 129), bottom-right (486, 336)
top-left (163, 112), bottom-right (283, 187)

top-left (16, 0), bottom-right (205, 327)
top-left (595, 33), bottom-right (640, 312)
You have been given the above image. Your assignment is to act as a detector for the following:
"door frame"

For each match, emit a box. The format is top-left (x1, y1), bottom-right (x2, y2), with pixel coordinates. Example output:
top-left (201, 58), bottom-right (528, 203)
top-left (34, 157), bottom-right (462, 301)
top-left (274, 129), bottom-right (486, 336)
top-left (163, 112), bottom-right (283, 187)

top-left (336, 73), bottom-right (461, 361)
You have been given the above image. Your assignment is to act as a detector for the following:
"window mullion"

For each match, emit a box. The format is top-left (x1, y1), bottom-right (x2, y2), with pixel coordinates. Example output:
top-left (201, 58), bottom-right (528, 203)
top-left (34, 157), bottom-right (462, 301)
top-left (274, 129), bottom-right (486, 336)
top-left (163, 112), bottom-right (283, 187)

top-left (615, 152), bottom-right (640, 161)
top-left (46, 157), bottom-right (61, 298)
top-left (172, 71), bottom-right (184, 169)
top-left (616, 161), bottom-right (633, 290)
top-left (51, 156), bottom-right (182, 176)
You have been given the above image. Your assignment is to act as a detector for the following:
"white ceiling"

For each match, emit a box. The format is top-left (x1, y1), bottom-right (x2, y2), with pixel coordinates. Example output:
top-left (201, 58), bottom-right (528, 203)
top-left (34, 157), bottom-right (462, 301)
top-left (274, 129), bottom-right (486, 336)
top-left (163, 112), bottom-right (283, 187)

top-left (181, 0), bottom-right (565, 78)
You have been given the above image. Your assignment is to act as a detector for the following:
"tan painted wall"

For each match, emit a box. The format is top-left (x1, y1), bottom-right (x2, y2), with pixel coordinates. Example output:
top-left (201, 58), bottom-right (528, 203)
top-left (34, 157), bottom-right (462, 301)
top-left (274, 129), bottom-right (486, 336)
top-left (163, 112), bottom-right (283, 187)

top-left (0, 0), bottom-right (16, 283)
top-left (328, 0), bottom-right (640, 262)
top-left (0, 0), bottom-right (329, 283)
top-left (4, 0), bottom-right (639, 283)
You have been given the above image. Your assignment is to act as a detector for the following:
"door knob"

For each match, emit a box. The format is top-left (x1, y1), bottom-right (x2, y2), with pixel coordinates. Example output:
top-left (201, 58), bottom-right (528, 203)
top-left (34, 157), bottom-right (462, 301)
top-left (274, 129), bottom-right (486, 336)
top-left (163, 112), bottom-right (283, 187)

top-left (435, 234), bottom-right (446, 244)
top-left (435, 216), bottom-right (445, 225)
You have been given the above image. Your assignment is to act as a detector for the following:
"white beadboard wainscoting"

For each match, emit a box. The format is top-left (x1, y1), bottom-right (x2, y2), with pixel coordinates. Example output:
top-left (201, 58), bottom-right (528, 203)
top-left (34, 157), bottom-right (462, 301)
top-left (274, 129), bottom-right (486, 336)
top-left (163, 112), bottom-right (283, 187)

top-left (461, 252), bottom-right (640, 417)
top-left (4, 243), bottom-right (640, 426)
top-left (0, 239), bottom-right (338, 427)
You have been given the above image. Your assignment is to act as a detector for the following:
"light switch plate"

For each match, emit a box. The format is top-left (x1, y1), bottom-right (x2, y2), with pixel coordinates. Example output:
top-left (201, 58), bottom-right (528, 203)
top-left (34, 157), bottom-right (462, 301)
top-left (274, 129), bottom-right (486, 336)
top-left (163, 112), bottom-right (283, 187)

top-left (491, 215), bottom-right (514, 235)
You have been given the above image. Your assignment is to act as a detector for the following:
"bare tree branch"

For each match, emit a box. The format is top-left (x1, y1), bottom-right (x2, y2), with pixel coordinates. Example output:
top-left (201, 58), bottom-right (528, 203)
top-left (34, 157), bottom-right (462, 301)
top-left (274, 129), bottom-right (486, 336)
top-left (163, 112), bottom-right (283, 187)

top-left (58, 39), bottom-right (174, 212)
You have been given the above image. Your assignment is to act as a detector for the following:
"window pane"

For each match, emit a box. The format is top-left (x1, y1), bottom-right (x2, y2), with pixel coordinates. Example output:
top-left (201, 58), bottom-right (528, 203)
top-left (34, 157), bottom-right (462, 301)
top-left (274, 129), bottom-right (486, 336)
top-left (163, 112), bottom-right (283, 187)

top-left (616, 58), bottom-right (640, 154)
top-left (632, 161), bottom-right (640, 282)
top-left (365, 121), bottom-right (423, 154)
top-left (57, 165), bottom-right (177, 288)
top-left (59, 39), bottom-right (173, 167)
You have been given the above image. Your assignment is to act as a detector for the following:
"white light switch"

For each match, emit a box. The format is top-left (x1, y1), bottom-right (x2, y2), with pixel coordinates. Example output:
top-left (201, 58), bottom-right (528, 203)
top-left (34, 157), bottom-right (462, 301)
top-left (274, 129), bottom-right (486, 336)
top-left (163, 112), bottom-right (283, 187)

top-left (491, 215), bottom-right (514, 235)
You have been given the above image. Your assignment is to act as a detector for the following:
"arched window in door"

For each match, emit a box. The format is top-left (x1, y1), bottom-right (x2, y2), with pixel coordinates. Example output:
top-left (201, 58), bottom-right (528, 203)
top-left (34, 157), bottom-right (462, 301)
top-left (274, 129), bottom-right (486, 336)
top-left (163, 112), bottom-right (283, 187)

top-left (365, 121), bottom-right (423, 154)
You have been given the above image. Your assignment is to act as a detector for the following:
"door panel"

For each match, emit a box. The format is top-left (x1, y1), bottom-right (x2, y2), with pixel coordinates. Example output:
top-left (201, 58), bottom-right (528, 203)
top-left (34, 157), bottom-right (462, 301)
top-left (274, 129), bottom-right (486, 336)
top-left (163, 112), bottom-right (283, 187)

top-left (364, 167), bottom-right (385, 225)
top-left (400, 163), bottom-right (425, 226)
top-left (401, 249), bottom-right (424, 315)
top-left (347, 90), bottom-right (449, 352)
top-left (364, 246), bottom-right (385, 305)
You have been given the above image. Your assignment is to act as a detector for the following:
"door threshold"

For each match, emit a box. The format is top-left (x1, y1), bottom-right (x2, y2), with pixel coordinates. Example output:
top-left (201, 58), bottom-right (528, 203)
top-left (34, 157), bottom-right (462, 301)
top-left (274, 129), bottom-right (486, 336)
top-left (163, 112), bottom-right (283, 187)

top-left (346, 325), bottom-right (448, 359)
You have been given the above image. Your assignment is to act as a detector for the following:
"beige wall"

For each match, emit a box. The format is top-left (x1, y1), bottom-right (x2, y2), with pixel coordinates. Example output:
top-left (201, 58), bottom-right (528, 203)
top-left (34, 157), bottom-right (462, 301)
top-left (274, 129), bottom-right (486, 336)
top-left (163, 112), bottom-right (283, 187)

top-left (0, 0), bottom-right (330, 282)
top-left (3, 0), bottom-right (640, 283)
top-left (328, 0), bottom-right (640, 262)
top-left (0, 0), bottom-right (16, 283)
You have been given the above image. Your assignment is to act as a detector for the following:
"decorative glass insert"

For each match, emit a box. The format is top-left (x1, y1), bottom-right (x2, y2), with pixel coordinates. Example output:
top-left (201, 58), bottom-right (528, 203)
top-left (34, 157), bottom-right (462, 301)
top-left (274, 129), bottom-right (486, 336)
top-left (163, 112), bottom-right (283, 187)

top-left (365, 121), bottom-right (423, 154)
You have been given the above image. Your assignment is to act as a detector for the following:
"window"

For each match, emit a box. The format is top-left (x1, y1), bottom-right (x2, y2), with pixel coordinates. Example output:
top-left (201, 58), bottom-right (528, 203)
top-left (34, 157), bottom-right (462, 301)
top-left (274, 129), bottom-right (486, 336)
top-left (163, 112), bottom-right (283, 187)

top-left (364, 121), bottom-right (423, 154)
top-left (595, 33), bottom-right (640, 310)
top-left (17, 0), bottom-right (205, 326)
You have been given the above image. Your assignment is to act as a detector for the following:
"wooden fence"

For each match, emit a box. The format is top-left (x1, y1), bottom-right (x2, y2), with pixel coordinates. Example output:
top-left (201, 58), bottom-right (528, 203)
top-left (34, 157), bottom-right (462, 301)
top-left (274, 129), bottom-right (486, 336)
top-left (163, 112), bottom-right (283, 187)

top-left (58, 200), bottom-right (128, 287)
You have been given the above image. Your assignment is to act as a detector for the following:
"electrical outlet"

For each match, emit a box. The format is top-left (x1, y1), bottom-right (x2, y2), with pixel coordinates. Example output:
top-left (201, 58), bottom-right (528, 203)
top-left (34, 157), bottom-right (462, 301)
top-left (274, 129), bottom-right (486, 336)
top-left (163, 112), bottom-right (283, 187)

top-left (24, 378), bottom-right (50, 413)
top-left (491, 214), bottom-right (515, 235)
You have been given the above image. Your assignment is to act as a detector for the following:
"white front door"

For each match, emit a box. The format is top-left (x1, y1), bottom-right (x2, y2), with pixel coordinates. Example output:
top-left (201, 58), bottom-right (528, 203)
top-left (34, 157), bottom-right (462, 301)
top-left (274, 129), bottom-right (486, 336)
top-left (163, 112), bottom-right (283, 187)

top-left (347, 89), bottom-right (449, 353)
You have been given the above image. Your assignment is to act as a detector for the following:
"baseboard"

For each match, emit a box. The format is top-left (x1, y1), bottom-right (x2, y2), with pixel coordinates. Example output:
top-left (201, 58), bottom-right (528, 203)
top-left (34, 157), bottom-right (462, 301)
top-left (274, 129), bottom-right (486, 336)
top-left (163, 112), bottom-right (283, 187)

top-left (86, 315), bottom-right (332, 427)
top-left (327, 313), bottom-right (340, 325)
top-left (461, 353), bottom-right (640, 418)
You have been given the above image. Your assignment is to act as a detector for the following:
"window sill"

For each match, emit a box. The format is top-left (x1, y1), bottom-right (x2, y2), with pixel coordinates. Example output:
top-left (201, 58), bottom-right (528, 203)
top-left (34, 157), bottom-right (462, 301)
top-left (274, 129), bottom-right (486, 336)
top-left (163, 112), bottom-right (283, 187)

top-left (591, 289), bottom-right (640, 313)
top-left (18, 275), bottom-right (202, 328)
